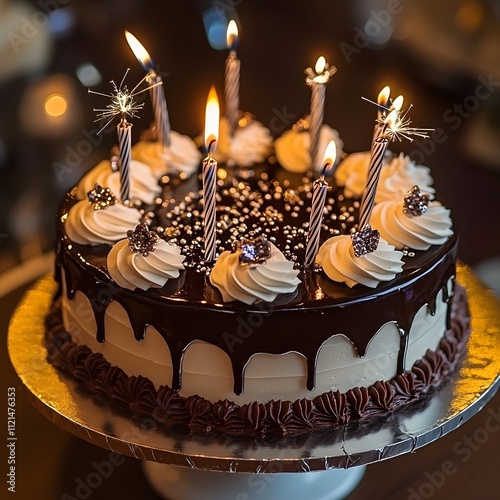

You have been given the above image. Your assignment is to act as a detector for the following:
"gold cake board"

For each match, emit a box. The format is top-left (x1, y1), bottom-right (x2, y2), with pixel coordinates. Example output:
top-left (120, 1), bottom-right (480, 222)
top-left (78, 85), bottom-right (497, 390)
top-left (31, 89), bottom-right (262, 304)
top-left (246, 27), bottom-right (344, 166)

top-left (7, 265), bottom-right (500, 487)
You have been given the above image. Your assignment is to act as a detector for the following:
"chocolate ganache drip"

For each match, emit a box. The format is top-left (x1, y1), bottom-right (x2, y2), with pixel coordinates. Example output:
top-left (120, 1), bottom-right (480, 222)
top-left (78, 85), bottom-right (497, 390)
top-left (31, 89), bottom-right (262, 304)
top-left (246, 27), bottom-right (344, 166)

top-left (56, 172), bottom-right (457, 396)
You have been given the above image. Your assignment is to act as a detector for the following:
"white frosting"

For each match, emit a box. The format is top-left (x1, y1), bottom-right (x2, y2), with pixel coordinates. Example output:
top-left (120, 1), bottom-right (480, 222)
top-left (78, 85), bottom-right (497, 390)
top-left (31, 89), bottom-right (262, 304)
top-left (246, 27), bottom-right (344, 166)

top-left (274, 124), bottom-right (344, 173)
top-left (335, 152), bottom-right (435, 202)
top-left (64, 201), bottom-right (141, 246)
top-left (370, 199), bottom-right (453, 250)
top-left (132, 130), bottom-right (202, 178)
top-left (107, 239), bottom-right (185, 291)
top-left (210, 243), bottom-right (300, 305)
top-left (76, 159), bottom-right (161, 205)
top-left (317, 235), bottom-right (404, 288)
top-left (63, 280), bottom-right (450, 403)
top-left (216, 117), bottom-right (274, 167)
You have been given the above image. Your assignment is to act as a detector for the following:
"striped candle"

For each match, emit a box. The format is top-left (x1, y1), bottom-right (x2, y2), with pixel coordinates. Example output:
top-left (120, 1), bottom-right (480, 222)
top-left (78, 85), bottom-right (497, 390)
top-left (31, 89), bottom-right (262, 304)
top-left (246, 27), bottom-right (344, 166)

top-left (305, 172), bottom-right (328, 267)
top-left (117, 121), bottom-right (132, 203)
top-left (202, 155), bottom-right (217, 261)
top-left (309, 82), bottom-right (326, 171)
top-left (305, 140), bottom-right (337, 267)
top-left (203, 87), bottom-right (220, 262)
top-left (358, 136), bottom-right (389, 231)
top-left (225, 20), bottom-right (240, 136)
top-left (125, 31), bottom-right (171, 148)
top-left (147, 72), bottom-right (171, 148)
top-left (372, 85), bottom-right (390, 144)
top-left (305, 56), bottom-right (336, 171)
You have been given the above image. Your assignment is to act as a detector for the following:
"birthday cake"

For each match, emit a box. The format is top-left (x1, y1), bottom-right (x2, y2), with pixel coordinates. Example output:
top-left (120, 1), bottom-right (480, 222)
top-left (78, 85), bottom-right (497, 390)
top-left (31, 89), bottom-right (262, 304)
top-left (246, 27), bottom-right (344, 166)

top-left (44, 33), bottom-right (470, 438)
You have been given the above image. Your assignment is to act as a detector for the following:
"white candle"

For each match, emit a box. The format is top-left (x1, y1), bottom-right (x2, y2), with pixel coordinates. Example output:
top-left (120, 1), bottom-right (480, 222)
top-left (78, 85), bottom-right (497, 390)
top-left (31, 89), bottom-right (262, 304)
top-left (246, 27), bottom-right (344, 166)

top-left (305, 140), bottom-right (337, 267)
top-left (203, 87), bottom-right (220, 262)
top-left (225, 20), bottom-right (240, 137)
top-left (125, 31), bottom-right (171, 148)
top-left (305, 56), bottom-right (336, 170)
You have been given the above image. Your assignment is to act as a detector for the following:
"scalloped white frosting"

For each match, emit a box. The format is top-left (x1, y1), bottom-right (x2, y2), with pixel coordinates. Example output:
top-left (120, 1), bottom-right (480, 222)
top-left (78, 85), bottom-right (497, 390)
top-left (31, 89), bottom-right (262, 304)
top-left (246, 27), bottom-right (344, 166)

top-left (64, 201), bottom-right (141, 246)
top-left (107, 239), bottom-right (185, 291)
top-left (370, 199), bottom-right (453, 250)
top-left (274, 124), bottom-right (344, 173)
top-left (132, 130), bottom-right (202, 177)
top-left (216, 117), bottom-right (274, 167)
top-left (317, 235), bottom-right (404, 288)
top-left (210, 243), bottom-right (300, 305)
top-left (76, 159), bottom-right (161, 205)
top-left (335, 152), bottom-right (435, 202)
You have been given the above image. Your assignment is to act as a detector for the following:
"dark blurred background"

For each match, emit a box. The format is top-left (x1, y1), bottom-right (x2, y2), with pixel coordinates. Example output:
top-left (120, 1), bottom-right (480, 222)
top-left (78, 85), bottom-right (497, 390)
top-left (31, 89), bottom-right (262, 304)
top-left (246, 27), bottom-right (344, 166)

top-left (1, 0), bottom-right (500, 280)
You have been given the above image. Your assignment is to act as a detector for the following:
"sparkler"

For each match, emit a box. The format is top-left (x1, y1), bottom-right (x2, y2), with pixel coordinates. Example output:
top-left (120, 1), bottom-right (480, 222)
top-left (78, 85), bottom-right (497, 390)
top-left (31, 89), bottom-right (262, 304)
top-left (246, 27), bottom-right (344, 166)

top-left (89, 69), bottom-right (161, 202)
top-left (357, 95), bottom-right (434, 240)
top-left (362, 96), bottom-right (434, 142)
top-left (89, 68), bottom-right (162, 134)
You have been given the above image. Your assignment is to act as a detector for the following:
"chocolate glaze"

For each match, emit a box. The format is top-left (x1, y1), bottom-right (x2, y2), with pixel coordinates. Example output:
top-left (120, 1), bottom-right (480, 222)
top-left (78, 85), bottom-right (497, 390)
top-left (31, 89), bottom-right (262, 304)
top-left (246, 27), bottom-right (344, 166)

top-left (56, 170), bottom-right (458, 396)
top-left (44, 285), bottom-right (471, 437)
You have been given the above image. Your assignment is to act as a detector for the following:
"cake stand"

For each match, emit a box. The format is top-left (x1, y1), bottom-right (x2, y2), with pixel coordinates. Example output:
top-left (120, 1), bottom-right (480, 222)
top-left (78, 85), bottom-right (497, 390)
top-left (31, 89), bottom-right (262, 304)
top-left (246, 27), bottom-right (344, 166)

top-left (8, 264), bottom-right (500, 500)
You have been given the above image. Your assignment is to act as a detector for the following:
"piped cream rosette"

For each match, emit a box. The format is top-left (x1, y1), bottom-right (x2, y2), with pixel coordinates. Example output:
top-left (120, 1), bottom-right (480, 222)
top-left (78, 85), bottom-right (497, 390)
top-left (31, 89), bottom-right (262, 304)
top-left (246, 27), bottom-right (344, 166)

top-left (317, 234), bottom-right (404, 288)
top-left (76, 159), bottom-right (161, 205)
top-left (132, 130), bottom-right (202, 178)
top-left (107, 223), bottom-right (185, 291)
top-left (215, 116), bottom-right (274, 167)
top-left (370, 189), bottom-right (453, 251)
top-left (65, 186), bottom-right (142, 245)
top-left (210, 238), bottom-right (300, 305)
top-left (274, 123), bottom-right (344, 174)
top-left (335, 152), bottom-right (435, 202)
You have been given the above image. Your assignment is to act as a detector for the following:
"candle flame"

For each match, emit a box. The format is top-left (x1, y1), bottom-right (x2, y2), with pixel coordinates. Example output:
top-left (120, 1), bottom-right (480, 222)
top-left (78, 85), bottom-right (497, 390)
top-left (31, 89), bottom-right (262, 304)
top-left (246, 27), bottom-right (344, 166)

top-left (315, 56), bottom-right (326, 74)
top-left (226, 20), bottom-right (239, 50)
top-left (386, 109), bottom-right (399, 129)
top-left (125, 31), bottom-right (154, 71)
top-left (378, 85), bottom-right (391, 106)
top-left (322, 140), bottom-right (337, 171)
top-left (204, 86), bottom-right (220, 152)
top-left (392, 95), bottom-right (404, 111)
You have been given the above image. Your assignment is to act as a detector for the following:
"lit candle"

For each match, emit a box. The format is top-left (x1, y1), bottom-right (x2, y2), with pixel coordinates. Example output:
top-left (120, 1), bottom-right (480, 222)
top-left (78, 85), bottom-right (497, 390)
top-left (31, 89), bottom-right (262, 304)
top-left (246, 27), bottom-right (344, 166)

top-left (89, 70), bottom-right (151, 204)
top-left (358, 109), bottom-right (398, 230)
top-left (203, 86), bottom-right (220, 262)
top-left (305, 140), bottom-right (337, 267)
top-left (225, 20), bottom-right (240, 137)
top-left (305, 56), bottom-right (336, 170)
top-left (374, 92), bottom-right (403, 142)
top-left (125, 31), bottom-right (171, 149)
top-left (372, 85), bottom-right (390, 143)
top-left (117, 118), bottom-right (132, 203)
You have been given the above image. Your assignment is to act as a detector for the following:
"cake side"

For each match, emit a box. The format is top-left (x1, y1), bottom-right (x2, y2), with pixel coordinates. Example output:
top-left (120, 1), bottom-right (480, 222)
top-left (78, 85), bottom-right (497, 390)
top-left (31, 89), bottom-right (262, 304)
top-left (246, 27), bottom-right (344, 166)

top-left (45, 284), bottom-right (470, 437)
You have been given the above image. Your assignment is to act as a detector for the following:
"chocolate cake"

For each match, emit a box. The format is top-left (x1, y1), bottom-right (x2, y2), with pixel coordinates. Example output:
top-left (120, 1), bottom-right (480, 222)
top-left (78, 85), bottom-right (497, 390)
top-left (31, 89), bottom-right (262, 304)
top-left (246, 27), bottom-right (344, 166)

top-left (45, 138), bottom-right (471, 437)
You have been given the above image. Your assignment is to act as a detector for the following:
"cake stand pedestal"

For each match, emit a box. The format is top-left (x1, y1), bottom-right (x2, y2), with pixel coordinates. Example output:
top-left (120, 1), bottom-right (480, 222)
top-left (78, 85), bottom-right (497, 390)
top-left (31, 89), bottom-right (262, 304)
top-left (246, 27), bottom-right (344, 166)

top-left (8, 265), bottom-right (500, 500)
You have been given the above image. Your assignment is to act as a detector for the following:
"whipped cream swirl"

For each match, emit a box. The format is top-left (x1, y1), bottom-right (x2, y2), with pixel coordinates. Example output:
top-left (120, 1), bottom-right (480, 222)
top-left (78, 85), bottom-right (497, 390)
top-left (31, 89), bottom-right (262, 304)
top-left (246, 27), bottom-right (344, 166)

top-left (317, 235), bottom-right (404, 288)
top-left (335, 152), bottom-right (435, 202)
top-left (274, 124), bottom-right (344, 173)
top-left (76, 159), bottom-right (161, 205)
top-left (132, 130), bottom-right (202, 177)
top-left (216, 117), bottom-right (274, 167)
top-left (64, 201), bottom-right (142, 245)
top-left (370, 199), bottom-right (453, 250)
top-left (107, 238), bottom-right (185, 291)
top-left (210, 242), bottom-right (300, 304)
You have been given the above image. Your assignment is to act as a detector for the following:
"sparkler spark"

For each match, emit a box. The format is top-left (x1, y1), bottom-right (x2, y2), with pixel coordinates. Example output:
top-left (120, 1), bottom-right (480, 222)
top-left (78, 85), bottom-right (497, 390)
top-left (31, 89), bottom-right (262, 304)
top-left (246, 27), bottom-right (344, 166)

top-left (89, 68), bottom-right (163, 134)
top-left (362, 96), bottom-right (434, 142)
